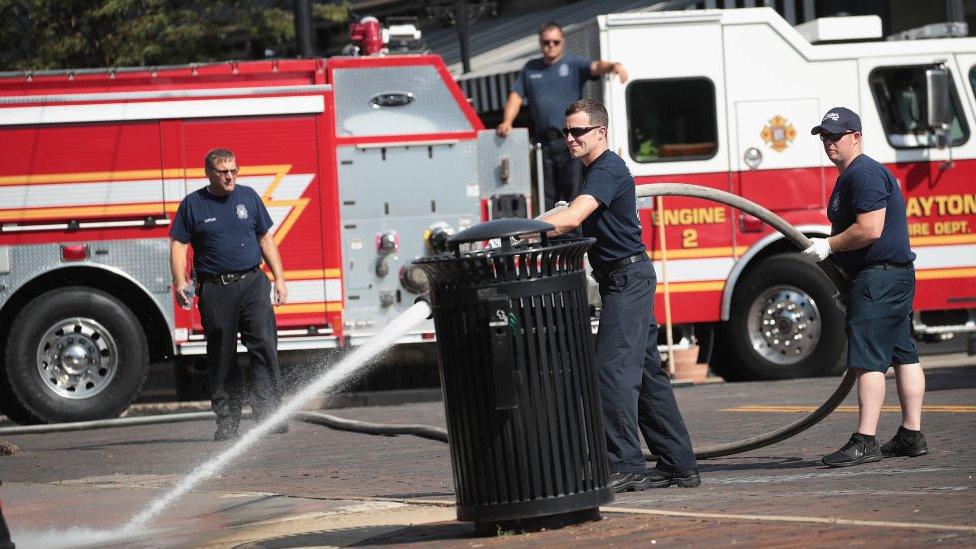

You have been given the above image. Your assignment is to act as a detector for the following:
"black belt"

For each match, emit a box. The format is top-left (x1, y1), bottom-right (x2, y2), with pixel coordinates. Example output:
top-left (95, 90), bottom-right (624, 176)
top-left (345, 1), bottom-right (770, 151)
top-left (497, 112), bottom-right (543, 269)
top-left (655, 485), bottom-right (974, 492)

top-left (592, 252), bottom-right (649, 281)
top-left (200, 266), bottom-right (259, 285)
top-left (859, 261), bottom-right (914, 272)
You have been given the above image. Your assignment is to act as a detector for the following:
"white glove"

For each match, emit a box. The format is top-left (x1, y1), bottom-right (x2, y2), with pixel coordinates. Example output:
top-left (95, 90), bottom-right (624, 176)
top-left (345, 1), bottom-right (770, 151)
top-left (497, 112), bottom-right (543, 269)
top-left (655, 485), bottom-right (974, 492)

top-left (803, 238), bottom-right (832, 261)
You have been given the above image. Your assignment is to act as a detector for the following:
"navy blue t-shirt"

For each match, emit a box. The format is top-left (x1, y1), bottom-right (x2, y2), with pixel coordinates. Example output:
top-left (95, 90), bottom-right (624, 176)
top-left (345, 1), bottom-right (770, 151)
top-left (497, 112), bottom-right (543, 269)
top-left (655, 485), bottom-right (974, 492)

top-left (827, 154), bottom-right (916, 273)
top-left (170, 185), bottom-right (273, 278)
top-left (512, 55), bottom-right (596, 139)
top-left (579, 150), bottom-right (645, 268)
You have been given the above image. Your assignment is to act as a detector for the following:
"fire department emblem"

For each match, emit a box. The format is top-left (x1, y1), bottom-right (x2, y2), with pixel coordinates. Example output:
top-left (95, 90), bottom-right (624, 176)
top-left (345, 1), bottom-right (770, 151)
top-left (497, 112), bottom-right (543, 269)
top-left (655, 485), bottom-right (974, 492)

top-left (236, 204), bottom-right (248, 220)
top-left (760, 115), bottom-right (797, 152)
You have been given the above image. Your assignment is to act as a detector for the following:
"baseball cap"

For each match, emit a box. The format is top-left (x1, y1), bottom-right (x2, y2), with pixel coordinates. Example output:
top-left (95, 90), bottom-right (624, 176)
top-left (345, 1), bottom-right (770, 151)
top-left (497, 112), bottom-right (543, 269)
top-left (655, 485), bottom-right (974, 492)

top-left (810, 107), bottom-right (861, 135)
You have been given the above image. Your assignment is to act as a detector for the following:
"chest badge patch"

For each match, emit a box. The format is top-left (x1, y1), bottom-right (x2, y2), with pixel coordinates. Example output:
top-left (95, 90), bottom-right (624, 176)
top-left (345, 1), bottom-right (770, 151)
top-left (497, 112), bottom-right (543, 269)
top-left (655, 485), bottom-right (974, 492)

top-left (760, 115), bottom-right (797, 152)
top-left (559, 63), bottom-right (569, 77)
top-left (236, 204), bottom-right (248, 220)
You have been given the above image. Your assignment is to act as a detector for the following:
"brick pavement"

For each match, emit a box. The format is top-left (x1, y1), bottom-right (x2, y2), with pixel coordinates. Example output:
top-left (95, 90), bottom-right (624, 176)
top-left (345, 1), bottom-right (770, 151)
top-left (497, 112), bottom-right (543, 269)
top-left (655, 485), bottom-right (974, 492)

top-left (0, 363), bottom-right (973, 546)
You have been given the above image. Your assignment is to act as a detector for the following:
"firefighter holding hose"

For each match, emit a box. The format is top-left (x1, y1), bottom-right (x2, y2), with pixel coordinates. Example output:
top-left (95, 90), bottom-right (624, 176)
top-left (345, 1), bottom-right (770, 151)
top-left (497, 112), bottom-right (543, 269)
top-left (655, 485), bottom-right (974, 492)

top-left (541, 99), bottom-right (699, 491)
top-left (805, 108), bottom-right (928, 467)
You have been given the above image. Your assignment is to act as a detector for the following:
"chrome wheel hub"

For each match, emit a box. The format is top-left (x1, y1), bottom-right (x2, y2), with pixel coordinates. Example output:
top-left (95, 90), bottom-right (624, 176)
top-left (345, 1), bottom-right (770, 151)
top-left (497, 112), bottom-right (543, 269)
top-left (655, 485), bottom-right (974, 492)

top-left (36, 318), bottom-right (118, 399)
top-left (746, 286), bottom-right (821, 365)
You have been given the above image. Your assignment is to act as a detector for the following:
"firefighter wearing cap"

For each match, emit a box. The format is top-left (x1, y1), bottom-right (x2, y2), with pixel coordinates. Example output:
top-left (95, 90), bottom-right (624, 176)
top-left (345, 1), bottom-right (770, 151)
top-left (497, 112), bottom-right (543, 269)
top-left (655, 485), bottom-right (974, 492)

top-left (542, 99), bottom-right (699, 492)
top-left (805, 107), bottom-right (928, 467)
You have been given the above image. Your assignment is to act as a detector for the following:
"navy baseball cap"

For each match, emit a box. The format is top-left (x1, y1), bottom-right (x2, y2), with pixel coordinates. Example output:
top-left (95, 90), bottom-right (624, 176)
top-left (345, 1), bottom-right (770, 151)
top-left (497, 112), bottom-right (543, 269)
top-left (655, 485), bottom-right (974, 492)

top-left (810, 107), bottom-right (861, 135)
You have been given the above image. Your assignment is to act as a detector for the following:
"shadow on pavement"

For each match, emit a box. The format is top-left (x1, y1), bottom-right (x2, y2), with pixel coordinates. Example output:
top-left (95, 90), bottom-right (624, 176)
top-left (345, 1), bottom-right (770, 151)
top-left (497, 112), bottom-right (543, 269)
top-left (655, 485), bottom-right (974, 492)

top-left (697, 456), bottom-right (822, 473)
top-left (233, 522), bottom-right (476, 548)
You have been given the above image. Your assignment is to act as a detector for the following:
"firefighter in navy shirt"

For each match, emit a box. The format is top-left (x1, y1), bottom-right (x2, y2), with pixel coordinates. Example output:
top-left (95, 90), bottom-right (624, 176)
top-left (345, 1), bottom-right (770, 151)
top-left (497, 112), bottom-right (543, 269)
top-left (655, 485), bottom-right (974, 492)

top-left (497, 21), bottom-right (627, 210)
top-left (170, 148), bottom-right (289, 441)
top-left (542, 99), bottom-right (699, 492)
top-left (804, 108), bottom-right (928, 466)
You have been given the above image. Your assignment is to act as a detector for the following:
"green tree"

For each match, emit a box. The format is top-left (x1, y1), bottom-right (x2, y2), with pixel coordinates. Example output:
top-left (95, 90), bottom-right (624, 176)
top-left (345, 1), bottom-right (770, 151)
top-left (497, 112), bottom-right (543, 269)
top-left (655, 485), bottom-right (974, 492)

top-left (0, 0), bottom-right (295, 71)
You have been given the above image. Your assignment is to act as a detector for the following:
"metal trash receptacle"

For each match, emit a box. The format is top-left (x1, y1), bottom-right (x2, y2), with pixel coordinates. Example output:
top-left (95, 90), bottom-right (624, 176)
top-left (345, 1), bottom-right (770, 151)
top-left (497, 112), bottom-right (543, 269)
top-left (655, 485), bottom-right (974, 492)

top-left (414, 218), bottom-right (612, 531)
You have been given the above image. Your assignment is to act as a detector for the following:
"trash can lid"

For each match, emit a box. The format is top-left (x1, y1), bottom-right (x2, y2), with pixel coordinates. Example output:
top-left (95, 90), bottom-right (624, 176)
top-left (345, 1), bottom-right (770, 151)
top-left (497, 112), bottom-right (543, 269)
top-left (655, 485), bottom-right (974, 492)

top-left (448, 218), bottom-right (554, 245)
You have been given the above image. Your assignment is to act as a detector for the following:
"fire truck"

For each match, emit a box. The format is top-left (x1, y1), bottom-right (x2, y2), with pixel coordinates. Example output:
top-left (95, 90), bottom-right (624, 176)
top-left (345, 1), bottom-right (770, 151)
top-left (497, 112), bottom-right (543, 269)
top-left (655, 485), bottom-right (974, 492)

top-left (0, 54), bottom-right (531, 423)
top-left (568, 7), bottom-right (976, 380)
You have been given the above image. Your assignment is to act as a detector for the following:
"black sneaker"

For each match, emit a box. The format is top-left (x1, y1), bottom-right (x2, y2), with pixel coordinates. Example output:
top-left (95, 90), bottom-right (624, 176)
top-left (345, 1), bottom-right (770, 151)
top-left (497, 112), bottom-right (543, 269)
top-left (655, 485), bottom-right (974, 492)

top-left (645, 468), bottom-right (701, 488)
top-left (822, 433), bottom-right (882, 467)
top-left (881, 426), bottom-right (928, 458)
top-left (608, 472), bottom-right (650, 493)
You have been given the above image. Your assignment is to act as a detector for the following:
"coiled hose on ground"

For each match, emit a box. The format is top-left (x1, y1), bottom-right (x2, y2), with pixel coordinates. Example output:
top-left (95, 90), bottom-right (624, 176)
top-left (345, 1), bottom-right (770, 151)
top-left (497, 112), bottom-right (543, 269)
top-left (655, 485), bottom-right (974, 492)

top-left (0, 184), bottom-right (854, 461)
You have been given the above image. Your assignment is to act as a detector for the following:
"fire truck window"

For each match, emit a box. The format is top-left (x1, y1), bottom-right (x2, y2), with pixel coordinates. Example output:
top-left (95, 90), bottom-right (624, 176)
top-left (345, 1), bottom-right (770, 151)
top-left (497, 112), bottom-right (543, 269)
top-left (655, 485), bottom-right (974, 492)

top-left (869, 66), bottom-right (968, 148)
top-left (626, 78), bottom-right (717, 163)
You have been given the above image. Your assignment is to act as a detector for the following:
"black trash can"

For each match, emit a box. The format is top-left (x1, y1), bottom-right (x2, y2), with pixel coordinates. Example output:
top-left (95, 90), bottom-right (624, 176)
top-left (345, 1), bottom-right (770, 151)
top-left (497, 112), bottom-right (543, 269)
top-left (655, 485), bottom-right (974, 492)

top-left (414, 218), bottom-right (612, 531)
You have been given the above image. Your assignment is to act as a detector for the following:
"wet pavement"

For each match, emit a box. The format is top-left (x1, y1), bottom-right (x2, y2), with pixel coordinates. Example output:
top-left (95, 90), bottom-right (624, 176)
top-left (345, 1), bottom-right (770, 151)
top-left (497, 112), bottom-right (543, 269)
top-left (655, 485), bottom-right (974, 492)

top-left (1, 357), bottom-right (974, 547)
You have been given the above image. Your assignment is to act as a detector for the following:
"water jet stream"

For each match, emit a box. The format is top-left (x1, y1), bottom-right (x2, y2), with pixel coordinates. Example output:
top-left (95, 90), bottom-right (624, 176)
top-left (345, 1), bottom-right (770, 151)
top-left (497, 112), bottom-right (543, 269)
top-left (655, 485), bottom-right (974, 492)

top-left (12, 301), bottom-right (432, 548)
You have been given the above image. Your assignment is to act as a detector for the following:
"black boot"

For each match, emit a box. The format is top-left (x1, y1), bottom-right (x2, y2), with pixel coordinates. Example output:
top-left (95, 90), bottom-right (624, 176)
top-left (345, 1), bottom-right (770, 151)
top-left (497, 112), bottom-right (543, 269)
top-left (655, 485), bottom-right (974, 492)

top-left (645, 468), bottom-right (701, 488)
top-left (881, 426), bottom-right (928, 457)
top-left (214, 418), bottom-right (240, 441)
top-left (608, 472), bottom-right (650, 493)
top-left (822, 432), bottom-right (882, 467)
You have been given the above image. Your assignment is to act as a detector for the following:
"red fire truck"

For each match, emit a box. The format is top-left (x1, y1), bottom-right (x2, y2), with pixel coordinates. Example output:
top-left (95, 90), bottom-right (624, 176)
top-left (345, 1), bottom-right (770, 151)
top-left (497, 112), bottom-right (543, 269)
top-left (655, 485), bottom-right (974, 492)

top-left (570, 7), bottom-right (976, 380)
top-left (0, 54), bottom-right (530, 423)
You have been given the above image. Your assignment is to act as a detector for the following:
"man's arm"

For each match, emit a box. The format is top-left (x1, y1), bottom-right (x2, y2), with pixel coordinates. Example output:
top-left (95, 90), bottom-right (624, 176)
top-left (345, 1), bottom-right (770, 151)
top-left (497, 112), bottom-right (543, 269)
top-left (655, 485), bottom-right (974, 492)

top-left (170, 239), bottom-right (191, 308)
top-left (496, 92), bottom-right (523, 137)
top-left (829, 208), bottom-right (886, 252)
top-left (540, 194), bottom-right (601, 236)
top-left (803, 208), bottom-right (885, 260)
top-left (259, 232), bottom-right (288, 305)
top-left (590, 60), bottom-right (628, 83)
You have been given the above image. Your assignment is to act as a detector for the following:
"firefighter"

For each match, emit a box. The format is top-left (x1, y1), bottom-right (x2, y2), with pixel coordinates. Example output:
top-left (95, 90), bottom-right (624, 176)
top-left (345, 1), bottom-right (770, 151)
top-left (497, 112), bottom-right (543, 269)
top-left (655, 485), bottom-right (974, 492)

top-left (496, 21), bottom-right (627, 211)
top-left (805, 108), bottom-right (928, 467)
top-left (170, 148), bottom-right (289, 441)
top-left (541, 99), bottom-right (699, 491)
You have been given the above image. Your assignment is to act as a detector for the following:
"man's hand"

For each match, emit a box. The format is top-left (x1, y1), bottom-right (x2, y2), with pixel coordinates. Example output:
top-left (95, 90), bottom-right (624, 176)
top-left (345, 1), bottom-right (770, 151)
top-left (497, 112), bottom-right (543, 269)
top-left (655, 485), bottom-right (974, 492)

top-left (803, 238), bottom-right (832, 261)
top-left (174, 279), bottom-right (191, 308)
top-left (612, 63), bottom-right (628, 83)
top-left (496, 121), bottom-right (513, 137)
top-left (273, 279), bottom-right (288, 305)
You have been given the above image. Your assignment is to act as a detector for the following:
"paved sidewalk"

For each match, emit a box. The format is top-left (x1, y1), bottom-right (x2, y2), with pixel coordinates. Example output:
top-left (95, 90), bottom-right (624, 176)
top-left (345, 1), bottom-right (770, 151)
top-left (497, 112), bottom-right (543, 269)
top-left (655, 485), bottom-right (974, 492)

top-left (1, 362), bottom-right (973, 547)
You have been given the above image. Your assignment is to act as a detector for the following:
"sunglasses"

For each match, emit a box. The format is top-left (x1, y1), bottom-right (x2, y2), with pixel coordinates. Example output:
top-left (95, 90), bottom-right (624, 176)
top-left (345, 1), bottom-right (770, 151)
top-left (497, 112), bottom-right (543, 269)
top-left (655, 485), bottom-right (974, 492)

top-left (819, 131), bottom-right (854, 143)
top-left (562, 125), bottom-right (601, 138)
top-left (210, 168), bottom-right (239, 176)
top-left (541, 39), bottom-right (562, 46)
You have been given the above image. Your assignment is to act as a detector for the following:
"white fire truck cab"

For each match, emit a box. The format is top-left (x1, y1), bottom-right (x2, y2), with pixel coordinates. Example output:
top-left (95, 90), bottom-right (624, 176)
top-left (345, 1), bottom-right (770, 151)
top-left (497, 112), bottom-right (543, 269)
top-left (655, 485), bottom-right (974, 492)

top-left (573, 7), bottom-right (976, 380)
top-left (0, 55), bottom-right (531, 423)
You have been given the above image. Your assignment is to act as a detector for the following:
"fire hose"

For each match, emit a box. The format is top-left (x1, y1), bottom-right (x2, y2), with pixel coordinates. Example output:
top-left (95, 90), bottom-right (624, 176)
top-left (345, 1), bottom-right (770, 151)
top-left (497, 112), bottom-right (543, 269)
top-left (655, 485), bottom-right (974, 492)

top-left (0, 184), bottom-right (855, 461)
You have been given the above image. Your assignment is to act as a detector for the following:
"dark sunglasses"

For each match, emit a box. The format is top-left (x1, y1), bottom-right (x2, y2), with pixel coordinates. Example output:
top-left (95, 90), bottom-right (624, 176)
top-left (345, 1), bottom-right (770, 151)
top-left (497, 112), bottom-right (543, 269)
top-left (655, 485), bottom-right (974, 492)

top-left (210, 168), bottom-right (239, 176)
top-left (819, 131), bottom-right (853, 143)
top-left (541, 39), bottom-right (562, 46)
top-left (562, 125), bottom-right (601, 138)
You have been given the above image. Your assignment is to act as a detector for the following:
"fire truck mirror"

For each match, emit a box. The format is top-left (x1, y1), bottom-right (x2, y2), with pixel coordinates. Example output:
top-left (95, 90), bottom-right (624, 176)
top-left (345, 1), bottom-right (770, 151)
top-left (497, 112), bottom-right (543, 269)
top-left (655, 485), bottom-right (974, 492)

top-left (926, 67), bottom-right (952, 133)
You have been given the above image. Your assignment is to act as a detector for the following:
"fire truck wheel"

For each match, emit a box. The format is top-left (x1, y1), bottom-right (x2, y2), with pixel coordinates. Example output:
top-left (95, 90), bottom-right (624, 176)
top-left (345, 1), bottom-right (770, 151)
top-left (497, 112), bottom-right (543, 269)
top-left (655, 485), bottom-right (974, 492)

top-left (0, 287), bottom-right (149, 424)
top-left (723, 253), bottom-right (846, 380)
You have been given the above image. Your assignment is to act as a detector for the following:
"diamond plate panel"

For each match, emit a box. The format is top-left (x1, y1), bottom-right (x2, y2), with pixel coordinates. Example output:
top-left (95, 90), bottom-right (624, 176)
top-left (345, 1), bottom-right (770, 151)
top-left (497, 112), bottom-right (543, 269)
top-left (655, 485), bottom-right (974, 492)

top-left (0, 238), bottom-right (174, 344)
top-left (477, 128), bottom-right (532, 198)
top-left (332, 65), bottom-right (473, 137)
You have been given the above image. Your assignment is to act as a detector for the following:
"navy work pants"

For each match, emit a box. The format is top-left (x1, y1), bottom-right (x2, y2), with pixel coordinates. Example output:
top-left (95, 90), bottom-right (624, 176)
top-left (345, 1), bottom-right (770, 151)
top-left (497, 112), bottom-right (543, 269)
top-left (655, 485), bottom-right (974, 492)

top-left (541, 137), bottom-right (582, 211)
top-left (198, 271), bottom-right (282, 426)
top-left (595, 259), bottom-right (697, 474)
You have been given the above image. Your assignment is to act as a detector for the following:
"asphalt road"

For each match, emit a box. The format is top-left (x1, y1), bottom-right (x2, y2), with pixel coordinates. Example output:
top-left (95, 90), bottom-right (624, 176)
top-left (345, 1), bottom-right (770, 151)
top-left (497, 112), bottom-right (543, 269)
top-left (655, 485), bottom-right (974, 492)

top-left (1, 356), bottom-right (973, 547)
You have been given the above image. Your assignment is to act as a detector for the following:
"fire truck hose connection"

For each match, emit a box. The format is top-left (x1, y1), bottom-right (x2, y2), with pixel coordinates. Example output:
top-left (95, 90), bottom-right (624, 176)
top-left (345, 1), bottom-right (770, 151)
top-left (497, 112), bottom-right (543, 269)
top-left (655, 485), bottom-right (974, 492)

top-left (0, 184), bottom-right (854, 461)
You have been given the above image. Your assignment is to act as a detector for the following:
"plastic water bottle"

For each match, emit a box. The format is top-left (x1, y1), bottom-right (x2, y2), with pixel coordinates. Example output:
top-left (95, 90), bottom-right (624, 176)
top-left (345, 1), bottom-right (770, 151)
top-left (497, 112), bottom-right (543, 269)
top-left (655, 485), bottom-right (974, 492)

top-left (181, 282), bottom-right (194, 310)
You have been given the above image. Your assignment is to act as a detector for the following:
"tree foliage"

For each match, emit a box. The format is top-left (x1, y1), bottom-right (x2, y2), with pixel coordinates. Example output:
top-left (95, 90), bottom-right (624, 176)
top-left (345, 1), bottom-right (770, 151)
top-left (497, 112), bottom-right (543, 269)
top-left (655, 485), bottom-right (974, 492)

top-left (0, 0), bottom-right (296, 71)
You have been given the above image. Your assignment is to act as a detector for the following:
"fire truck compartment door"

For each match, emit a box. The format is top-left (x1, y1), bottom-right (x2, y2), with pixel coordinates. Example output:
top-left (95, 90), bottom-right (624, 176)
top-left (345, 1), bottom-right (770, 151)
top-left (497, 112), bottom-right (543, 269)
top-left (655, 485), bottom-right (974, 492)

top-left (734, 99), bottom-right (824, 212)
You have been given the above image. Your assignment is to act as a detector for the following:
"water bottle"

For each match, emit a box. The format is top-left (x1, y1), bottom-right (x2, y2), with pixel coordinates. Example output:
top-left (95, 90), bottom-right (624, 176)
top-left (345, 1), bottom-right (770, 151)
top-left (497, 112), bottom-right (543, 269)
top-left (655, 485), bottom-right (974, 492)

top-left (181, 282), bottom-right (195, 310)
